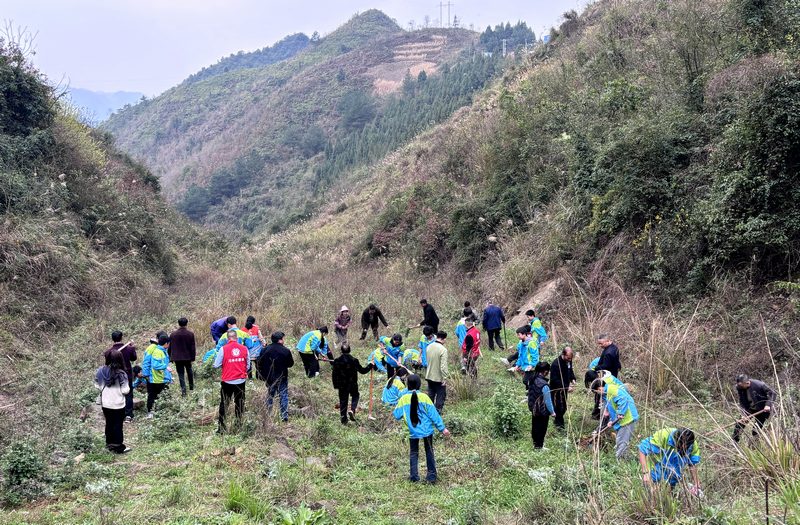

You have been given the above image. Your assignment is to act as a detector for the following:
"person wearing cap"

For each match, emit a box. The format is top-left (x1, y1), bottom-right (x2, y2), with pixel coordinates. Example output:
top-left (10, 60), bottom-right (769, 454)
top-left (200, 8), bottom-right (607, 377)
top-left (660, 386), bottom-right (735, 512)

top-left (334, 306), bottom-right (352, 349)
top-left (257, 331), bottom-right (294, 422)
top-left (214, 328), bottom-right (251, 433)
top-left (733, 374), bottom-right (776, 442)
top-left (140, 333), bottom-right (173, 419)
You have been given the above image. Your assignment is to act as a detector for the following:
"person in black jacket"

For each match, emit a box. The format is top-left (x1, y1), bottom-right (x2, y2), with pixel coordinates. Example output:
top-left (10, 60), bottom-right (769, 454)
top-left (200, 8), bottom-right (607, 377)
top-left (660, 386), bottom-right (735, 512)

top-left (169, 317), bottom-right (196, 396)
top-left (549, 346), bottom-right (576, 430)
top-left (733, 374), bottom-right (776, 442)
top-left (331, 343), bottom-right (373, 424)
top-left (257, 332), bottom-right (294, 423)
top-left (360, 304), bottom-right (389, 341)
top-left (596, 334), bottom-right (622, 378)
top-left (419, 299), bottom-right (440, 333)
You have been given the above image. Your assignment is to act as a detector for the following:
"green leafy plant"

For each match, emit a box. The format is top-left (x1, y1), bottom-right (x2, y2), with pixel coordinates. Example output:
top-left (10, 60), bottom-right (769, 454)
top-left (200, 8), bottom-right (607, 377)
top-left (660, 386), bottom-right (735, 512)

top-left (490, 384), bottom-right (523, 438)
top-left (279, 504), bottom-right (328, 525)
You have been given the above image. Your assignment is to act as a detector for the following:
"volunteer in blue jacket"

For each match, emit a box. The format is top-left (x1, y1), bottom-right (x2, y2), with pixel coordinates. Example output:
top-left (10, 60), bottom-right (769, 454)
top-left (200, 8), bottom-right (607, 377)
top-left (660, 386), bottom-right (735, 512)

top-left (210, 316), bottom-right (230, 343)
top-left (393, 374), bottom-right (450, 483)
top-left (296, 326), bottom-right (330, 378)
top-left (513, 326), bottom-right (540, 386)
top-left (380, 334), bottom-right (405, 379)
top-left (141, 333), bottom-right (173, 419)
top-left (638, 427), bottom-right (701, 494)
top-left (481, 301), bottom-right (505, 351)
top-left (418, 325), bottom-right (436, 368)
top-left (592, 378), bottom-right (639, 459)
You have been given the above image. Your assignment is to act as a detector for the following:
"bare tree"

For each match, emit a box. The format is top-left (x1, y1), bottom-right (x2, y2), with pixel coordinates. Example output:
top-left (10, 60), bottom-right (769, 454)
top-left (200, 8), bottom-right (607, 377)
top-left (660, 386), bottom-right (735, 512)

top-left (1, 20), bottom-right (38, 59)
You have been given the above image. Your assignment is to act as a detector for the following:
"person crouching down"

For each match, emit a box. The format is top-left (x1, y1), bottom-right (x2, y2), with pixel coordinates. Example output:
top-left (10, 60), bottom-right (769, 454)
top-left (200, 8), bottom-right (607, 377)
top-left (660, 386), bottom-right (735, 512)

top-left (214, 329), bottom-right (250, 433)
top-left (393, 374), bottom-right (450, 483)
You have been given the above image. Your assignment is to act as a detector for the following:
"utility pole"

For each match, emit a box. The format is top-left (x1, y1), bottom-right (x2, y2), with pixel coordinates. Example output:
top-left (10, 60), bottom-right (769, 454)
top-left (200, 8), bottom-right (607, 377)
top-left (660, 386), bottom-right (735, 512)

top-left (502, 38), bottom-right (507, 57)
top-left (446, 1), bottom-right (454, 28)
top-left (439, 2), bottom-right (443, 28)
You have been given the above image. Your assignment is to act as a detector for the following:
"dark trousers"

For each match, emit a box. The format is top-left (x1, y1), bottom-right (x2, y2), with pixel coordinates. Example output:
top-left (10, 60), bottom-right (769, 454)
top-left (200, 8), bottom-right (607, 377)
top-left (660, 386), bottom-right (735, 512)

top-left (102, 407), bottom-right (126, 453)
top-left (531, 414), bottom-right (550, 449)
top-left (174, 360), bottom-right (194, 393)
top-left (409, 435), bottom-right (437, 482)
top-left (385, 361), bottom-right (398, 379)
top-left (427, 380), bottom-right (446, 411)
top-left (507, 350), bottom-right (519, 365)
top-left (299, 352), bottom-right (320, 378)
top-left (732, 410), bottom-right (770, 442)
top-left (146, 382), bottom-right (166, 412)
top-left (266, 378), bottom-right (289, 421)
top-left (486, 328), bottom-right (502, 350)
top-left (124, 378), bottom-right (134, 419)
top-left (552, 390), bottom-right (568, 428)
top-left (218, 381), bottom-right (246, 431)
top-left (337, 385), bottom-right (360, 423)
top-left (360, 324), bottom-right (379, 340)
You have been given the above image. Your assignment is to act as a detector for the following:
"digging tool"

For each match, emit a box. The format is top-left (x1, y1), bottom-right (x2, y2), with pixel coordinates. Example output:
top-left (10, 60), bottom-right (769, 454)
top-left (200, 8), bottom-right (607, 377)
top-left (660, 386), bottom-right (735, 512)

top-left (707, 408), bottom-right (769, 437)
top-left (368, 368), bottom-right (376, 420)
top-left (501, 322), bottom-right (507, 354)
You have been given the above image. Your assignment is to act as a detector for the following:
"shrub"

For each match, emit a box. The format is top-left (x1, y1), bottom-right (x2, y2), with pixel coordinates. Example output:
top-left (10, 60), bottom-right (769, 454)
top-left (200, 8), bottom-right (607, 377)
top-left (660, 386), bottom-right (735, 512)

top-left (490, 384), bottom-right (524, 438)
top-left (1, 441), bottom-right (49, 506)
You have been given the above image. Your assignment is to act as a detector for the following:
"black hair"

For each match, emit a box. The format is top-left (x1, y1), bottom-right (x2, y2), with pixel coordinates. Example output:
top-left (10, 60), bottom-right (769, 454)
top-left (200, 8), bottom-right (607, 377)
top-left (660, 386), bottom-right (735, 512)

top-left (589, 378), bottom-right (603, 392)
top-left (525, 309), bottom-right (536, 317)
top-left (318, 326), bottom-right (328, 334)
top-left (462, 307), bottom-right (473, 317)
top-left (368, 304), bottom-right (377, 310)
top-left (419, 299), bottom-right (428, 305)
top-left (674, 428), bottom-right (695, 455)
top-left (341, 343), bottom-right (352, 354)
top-left (391, 333), bottom-right (403, 345)
top-left (245, 316), bottom-right (256, 330)
top-left (516, 325), bottom-right (532, 335)
top-left (132, 365), bottom-right (142, 376)
top-left (157, 334), bottom-right (170, 346)
top-left (436, 331), bottom-right (447, 340)
top-left (464, 301), bottom-right (471, 308)
top-left (226, 316), bottom-right (237, 326)
top-left (407, 374), bottom-right (422, 426)
top-left (386, 372), bottom-right (405, 389)
top-left (107, 349), bottom-right (124, 371)
top-left (535, 362), bottom-right (551, 374)
top-left (111, 330), bottom-right (123, 343)
top-left (736, 373), bottom-right (749, 384)
top-left (271, 331), bottom-right (285, 343)
top-left (178, 317), bottom-right (188, 327)
top-left (422, 325), bottom-right (435, 337)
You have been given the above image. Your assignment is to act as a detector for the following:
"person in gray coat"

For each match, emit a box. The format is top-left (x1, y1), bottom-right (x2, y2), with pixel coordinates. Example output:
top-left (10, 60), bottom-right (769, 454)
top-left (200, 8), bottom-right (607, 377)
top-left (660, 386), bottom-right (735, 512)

top-left (733, 374), bottom-right (776, 442)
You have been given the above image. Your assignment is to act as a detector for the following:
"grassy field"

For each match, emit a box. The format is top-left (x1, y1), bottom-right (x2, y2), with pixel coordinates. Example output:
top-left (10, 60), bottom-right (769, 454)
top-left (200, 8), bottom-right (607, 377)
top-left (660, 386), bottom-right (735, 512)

top-left (2, 318), bottom-right (790, 525)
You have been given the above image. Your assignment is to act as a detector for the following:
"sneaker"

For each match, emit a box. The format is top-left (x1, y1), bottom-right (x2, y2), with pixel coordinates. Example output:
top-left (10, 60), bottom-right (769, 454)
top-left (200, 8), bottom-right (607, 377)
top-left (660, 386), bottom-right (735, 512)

top-left (122, 446), bottom-right (132, 454)
top-left (507, 367), bottom-right (516, 373)
top-left (146, 412), bottom-right (154, 419)
top-left (348, 410), bottom-right (356, 422)
top-left (500, 358), bottom-right (510, 366)
top-left (315, 372), bottom-right (320, 377)
top-left (124, 416), bottom-right (133, 423)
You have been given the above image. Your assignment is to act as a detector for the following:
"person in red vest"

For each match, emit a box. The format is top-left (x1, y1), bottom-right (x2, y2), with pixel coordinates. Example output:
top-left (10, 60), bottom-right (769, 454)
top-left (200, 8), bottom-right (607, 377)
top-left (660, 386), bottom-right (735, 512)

top-left (461, 315), bottom-right (481, 378)
top-left (213, 329), bottom-right (251, 433)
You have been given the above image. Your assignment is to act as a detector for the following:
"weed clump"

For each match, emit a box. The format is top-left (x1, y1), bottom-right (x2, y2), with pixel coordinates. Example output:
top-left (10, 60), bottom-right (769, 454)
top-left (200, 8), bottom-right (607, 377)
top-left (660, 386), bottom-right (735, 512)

top-left (490, 384), bottom-right (524, 439)
top-left (1, 441), bottom-right (50, 507)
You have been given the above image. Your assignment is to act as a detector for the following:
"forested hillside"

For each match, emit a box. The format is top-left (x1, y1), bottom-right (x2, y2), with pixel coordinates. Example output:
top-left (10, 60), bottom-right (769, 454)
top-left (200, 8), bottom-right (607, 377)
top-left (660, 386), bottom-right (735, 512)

top-left (104, 10), bottom-right (495, 233)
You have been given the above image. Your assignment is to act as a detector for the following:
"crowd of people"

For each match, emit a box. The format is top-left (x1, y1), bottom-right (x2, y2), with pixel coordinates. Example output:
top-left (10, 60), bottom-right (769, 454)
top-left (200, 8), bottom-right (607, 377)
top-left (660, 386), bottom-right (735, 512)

top-left (93, 299), bottom-right (777, 489)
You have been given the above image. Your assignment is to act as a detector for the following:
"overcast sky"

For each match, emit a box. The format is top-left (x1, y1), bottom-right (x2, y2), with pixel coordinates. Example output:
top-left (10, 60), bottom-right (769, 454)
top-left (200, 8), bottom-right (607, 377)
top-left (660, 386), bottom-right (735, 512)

top-left (4, 0), bottom-right (591, 96)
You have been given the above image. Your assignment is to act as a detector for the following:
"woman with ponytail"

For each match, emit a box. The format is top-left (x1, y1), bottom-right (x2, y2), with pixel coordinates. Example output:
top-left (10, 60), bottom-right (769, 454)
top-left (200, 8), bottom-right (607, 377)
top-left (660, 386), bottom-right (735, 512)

top-left (392, 374), bottom-right (450, 483)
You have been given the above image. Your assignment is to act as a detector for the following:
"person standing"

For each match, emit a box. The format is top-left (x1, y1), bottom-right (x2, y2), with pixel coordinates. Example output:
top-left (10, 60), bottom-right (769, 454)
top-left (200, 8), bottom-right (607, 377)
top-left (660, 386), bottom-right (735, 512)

top-left (244, 316), bottom-right (266, 379)
top-left (549, 346), bottom-right (576, 430)
top-left (592, 378), bottom-right (639, 459)
top-left (425, 331), bottom-right (449, 411)
top-left (296, 326), bottom-right (330, 378)
top-left (169, 317), bottom-right (196, 396)
top-left (526, 310), bottom-right (549, 347)
top-left (596, 334), bottom-right (622, 378)
top-left (418, 325), bottom-right (436, 368)
top-left (333, 306), bottom-right (352, 349)
top-left (360, 304), bottom-right (389, 341)
top-left (418, 299), bottom-right (440, 333)
top-left (454, 308), bottom-right (471, 347)
top-left (257, 331), bottom-right (294, 423)
top-left (331, 343), bottom-right (373, 424)
top-left (392, 374), bottom-right (450, 483)
top-left (638, 428), bottom-right (701, 494)
top-left (514, 326), bottom-right (540, 387)
top-left (95, 350), bottom-right (132, 453)
top-left (733, 374), bottom-right (776, 442)
top-left (103, 331), bottom-right (137, 423)
top-left (461, 316), bottom-right (481, 378)
top-left (481, 301), bottom-right (505, 351)
top-left (141, 333), bottom-right (173, 419)
top-left (214, 329), bottom-right (250, 433)
top-left (527, 362), bottom-right (556, 450)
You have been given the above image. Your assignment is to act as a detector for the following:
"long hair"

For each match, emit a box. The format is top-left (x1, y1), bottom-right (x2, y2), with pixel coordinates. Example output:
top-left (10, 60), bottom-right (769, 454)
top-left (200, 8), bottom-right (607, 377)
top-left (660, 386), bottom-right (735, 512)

top-left (245, 316), bottom-right (256, 330)
top-left (407, 374), bottom-right (422, 426)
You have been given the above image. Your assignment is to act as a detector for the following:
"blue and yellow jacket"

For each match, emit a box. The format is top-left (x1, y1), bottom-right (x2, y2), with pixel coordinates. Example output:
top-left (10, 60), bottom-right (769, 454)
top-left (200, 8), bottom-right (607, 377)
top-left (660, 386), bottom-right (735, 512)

top-left (297, 330), bottom-right (329, 356)
top-left (515, 337), bottom-right (540, 371)
top-left (418, 335), bottom-right (434, 368)
top-left (380, 336), bottom-right (404, 363)
top-left (392, 390), bottom-right (446, 439)
top-left (202, 348), bottom-right (217, 363)
top-left (382, 377), bottom-right (406, 406)
top-left (638, 428), bottom-right (701, 485)
top-left (454, 319), bottom-right (467, 346)
top-left (588, 357), bottom-right (600, 371)
top-left (142, 344), bottom-right (172, 384)
top-left (368, 348), bottom-right (387, 373)
top-left (604, 383), bottom-right (639, 430)
top-left (530, 317), bottom-right (548, 346)
top-left (403, 347), bottom-right (422, 368)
